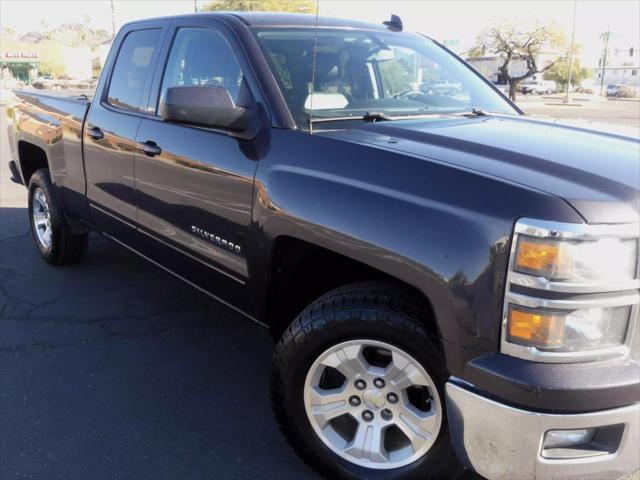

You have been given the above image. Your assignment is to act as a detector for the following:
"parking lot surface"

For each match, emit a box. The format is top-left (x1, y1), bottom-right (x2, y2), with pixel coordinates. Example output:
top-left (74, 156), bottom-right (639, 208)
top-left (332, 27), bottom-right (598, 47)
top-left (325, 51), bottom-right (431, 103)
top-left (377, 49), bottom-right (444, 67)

top-left (516, 93), bottom-right (640, 137)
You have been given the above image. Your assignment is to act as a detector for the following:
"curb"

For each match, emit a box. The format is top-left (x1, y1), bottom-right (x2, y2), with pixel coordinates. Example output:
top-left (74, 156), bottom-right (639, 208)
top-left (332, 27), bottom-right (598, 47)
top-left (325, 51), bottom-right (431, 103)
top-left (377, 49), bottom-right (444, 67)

top-left (543, 103), bottom-right (583, 107)
top-left (607, 97), bottom-right (640, 103)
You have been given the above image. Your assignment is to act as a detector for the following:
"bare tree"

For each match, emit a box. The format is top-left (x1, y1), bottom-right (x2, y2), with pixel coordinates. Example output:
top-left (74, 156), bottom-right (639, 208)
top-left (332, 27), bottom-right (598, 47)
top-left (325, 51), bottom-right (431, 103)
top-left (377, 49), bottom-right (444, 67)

top-left (201, 0), bottom-right (315, 13)
top-left (475, 21), bottom-right (566, 100)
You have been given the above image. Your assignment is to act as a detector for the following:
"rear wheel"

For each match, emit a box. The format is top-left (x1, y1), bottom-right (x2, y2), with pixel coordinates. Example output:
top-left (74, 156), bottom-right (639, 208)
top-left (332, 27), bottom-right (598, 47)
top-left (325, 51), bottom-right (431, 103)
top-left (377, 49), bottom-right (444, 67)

top-left (271, 282), bottom-right (460, 480)
top-left (28, 169), bottom-right (88, 265)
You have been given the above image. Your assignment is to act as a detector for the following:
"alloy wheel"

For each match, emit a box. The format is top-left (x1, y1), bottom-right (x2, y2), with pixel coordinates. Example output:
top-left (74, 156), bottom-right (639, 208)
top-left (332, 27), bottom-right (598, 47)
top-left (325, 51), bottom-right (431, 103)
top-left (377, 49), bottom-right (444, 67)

top-left (304, 339), bottom-right (442, 470)
top-left (32, 187), bottom-right (52, 250)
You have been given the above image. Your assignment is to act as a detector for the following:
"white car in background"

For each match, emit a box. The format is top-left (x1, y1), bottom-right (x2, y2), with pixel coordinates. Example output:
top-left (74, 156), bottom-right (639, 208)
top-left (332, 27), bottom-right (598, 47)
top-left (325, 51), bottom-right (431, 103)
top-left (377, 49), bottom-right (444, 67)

top-left (520, 79), bottom-right (557, 94)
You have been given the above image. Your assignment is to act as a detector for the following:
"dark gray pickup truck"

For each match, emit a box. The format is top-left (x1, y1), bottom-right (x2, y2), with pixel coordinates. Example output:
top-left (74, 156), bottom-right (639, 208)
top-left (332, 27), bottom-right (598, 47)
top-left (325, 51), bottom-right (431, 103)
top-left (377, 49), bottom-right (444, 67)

top-left (6, 12), bottom-right (640, 480)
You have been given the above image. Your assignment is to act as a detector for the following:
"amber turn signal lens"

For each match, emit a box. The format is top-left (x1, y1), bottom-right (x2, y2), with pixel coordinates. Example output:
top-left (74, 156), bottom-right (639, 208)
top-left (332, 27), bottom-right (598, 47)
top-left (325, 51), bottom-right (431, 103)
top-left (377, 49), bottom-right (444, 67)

top-left (515, 237), bottom-right (572, 278)
top-left (508, 306), bottom-right (565, 348)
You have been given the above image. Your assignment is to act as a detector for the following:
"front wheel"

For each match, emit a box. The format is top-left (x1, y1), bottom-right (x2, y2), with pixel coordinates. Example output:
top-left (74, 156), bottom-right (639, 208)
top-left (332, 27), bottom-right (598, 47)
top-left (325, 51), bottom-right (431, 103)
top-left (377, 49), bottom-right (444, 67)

top-left (271, 282), bottom-right (460, 480)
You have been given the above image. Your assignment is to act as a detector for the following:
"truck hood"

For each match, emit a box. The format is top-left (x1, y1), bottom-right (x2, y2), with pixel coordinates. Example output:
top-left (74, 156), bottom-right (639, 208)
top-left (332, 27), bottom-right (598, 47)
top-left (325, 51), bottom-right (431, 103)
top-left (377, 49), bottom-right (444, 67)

top-left (323, 115), bottom-right (640, 224)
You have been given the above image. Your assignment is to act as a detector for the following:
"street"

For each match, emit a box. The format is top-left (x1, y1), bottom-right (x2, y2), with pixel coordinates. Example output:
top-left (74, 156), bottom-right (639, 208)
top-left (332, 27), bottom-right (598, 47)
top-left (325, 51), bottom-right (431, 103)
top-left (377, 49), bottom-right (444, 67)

top-left (1, 101), bottom-right (638, 480)
top-left (516, 93), bottom-right (640, 137)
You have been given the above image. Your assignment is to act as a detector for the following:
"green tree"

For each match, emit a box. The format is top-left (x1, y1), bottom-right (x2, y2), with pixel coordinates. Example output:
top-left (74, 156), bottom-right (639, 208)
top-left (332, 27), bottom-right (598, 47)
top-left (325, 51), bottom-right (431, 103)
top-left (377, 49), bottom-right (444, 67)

top-left (0, 27), bottom-right (17, 43)
top-left (466, 45), bottom-right (486, 58)
top-left (201, 0), bottom-right (315, 13)
top-left (474, 20), bottom-right (566, 100)
top-left (543, 58), bottom-right (591, 91)
top-left (38, 60), bottom-right (65, 78)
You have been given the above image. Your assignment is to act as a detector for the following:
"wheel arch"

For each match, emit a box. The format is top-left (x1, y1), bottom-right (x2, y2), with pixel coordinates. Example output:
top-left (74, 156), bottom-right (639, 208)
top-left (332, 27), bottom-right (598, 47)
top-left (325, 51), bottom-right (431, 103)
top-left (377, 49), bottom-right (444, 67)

top-left (264, 235), bottom-right (441, 345)
top-left (17, 140), bottom-right (52, 185)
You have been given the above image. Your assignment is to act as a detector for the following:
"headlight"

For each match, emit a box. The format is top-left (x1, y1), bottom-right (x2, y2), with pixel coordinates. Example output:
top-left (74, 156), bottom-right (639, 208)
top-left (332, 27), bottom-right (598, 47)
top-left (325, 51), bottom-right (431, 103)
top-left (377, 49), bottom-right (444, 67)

top-left (514, 236), bottom-right (637, 282)
top-left (502, 219), bottom-right (639, 363)
top-left (507, 304), bottom-right (631, 351)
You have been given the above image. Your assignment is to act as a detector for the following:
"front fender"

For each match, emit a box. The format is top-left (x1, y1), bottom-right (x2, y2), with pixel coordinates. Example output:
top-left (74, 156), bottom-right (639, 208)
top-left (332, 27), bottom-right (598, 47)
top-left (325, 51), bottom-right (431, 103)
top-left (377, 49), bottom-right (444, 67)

top-left (252, 129), bottom-right (583, 377)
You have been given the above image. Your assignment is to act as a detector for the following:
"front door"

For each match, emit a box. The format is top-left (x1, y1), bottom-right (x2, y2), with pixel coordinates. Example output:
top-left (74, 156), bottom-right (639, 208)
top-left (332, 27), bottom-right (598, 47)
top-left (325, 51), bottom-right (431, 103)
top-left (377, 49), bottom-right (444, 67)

top-left (133, 21), bottom-right (260, 313)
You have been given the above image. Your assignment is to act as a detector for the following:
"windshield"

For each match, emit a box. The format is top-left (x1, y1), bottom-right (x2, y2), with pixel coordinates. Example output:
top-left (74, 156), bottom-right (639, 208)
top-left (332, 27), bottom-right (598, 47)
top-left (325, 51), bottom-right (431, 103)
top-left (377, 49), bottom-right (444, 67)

top-left (252, 27), bottom-right (517, 128)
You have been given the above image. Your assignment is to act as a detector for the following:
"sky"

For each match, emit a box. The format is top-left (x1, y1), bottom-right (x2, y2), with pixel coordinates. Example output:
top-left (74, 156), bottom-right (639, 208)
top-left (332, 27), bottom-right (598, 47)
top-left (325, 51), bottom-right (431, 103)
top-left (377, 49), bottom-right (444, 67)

top-left (1, 0), bottom-right (639, 67)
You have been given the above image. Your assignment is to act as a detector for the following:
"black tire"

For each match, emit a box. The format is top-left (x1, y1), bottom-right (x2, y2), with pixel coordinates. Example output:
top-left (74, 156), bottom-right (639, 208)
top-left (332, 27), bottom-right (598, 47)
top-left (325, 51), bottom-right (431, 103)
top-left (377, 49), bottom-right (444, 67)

top-left (271, 281), bottom-right (461, 480)
top-left (28, 169), bottom-right (88, 265)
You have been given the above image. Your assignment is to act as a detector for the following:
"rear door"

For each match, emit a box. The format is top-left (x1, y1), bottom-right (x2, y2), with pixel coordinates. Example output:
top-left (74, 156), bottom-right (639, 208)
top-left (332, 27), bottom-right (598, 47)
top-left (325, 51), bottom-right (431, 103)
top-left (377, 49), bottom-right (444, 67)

top-left (83, 22), bottom-right (165, 239)
top-left (132, 18), bottom-right (263, 313)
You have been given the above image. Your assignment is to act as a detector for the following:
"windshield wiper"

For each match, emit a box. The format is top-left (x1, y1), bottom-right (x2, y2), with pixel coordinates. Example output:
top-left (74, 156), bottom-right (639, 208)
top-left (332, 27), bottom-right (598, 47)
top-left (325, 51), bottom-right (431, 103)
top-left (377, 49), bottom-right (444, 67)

top-left (461, 108), bottom-right (515, 118)
top-left (362, 111), bottom-right (394, 122)
top-left (309, 111), bottom-right (396, 124)
top-left (464, 108), bottom-right (489, 117)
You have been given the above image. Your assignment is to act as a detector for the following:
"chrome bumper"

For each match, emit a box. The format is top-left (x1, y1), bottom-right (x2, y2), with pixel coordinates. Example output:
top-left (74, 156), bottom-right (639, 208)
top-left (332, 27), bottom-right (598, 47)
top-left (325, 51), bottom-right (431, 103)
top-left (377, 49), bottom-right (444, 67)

top-left (446, 382), bottom-right (640, 480)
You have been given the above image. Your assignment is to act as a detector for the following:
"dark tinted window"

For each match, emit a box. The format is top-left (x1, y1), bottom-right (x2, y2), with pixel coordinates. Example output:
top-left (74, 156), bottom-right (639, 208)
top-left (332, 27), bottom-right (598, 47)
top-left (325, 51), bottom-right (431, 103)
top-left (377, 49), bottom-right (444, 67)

top-left (107, 29), bottom-right (160, 112)
top-left (159, 28), bottom-right (245, 111)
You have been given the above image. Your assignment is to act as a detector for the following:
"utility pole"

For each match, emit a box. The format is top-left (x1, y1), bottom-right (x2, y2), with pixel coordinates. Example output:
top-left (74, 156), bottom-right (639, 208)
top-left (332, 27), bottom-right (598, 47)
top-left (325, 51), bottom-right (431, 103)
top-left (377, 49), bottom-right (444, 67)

top-left (563, 0), bottom-right (577, 103)
top-left (599, 28), bottom-right (610, 95)
top-left (194, 0), bottom-right (198, 12)
top-left (110, 0), bottom-right (116, 39)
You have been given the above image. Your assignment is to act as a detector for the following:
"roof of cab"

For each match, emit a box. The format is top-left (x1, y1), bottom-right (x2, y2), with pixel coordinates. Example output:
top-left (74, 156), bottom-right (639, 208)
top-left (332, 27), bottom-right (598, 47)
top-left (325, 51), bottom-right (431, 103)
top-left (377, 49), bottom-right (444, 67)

top-left (125, 11), bottom-right (392, 32)
top-left (227, 12), bottom-right (390, 30)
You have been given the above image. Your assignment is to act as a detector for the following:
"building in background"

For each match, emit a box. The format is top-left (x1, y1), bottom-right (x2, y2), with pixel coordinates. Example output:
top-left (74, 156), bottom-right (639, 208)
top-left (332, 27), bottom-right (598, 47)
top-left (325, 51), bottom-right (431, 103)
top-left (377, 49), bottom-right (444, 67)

top-left (1, 40), bottom-right (93, 83)
top-left (594, 35), bottom-right (639, 89)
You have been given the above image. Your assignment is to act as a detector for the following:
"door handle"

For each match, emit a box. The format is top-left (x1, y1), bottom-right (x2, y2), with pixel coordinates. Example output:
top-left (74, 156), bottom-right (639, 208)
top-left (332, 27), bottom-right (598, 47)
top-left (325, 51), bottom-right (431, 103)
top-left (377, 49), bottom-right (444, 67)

top-left (137, 140), bottom-right (161, 157)
top-left (88, 126), bottom-right (103, 140)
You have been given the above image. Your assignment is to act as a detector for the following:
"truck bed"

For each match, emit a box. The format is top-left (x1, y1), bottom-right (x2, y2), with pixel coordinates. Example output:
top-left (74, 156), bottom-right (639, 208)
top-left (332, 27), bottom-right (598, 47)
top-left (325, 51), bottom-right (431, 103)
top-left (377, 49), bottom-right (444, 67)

top-left (9, 88), bottom-right (92, 219)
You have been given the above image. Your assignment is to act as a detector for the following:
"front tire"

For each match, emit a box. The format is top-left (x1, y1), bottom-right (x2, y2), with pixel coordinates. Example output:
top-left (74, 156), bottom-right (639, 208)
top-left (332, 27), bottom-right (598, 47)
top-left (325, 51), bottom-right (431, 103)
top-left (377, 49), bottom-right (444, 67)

top-left (271, 282), bottom-right (460, 480)
top-left (28, 169), bottom-right (88, 265)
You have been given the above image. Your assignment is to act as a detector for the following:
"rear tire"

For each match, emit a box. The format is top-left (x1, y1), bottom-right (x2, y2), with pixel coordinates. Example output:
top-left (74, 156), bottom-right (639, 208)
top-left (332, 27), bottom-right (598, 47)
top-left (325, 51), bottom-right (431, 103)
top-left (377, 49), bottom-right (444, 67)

top-left (28, 169), bottom-right (88, 265)
top-left (271, 281), bottom-right (461, 480)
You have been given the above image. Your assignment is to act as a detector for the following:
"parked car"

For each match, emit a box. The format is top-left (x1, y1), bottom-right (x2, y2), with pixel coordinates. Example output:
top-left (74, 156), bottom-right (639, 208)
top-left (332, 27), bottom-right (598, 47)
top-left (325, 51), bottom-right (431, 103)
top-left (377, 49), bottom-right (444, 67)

top-left (575, 86), bottom-right (594, 94)
top-left (606, 84), bottom-right (638, 98)
top-left (521, 79), bottom-right (557, 94)
top-left (7, 12), bottom-right (640, 480)
top-left (419, 80), bottom-right (462, 95)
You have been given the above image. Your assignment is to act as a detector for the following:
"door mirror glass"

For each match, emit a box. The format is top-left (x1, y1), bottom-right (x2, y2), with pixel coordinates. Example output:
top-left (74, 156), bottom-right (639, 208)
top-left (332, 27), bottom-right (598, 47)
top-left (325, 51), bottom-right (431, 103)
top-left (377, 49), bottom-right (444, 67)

top-left (160, 85), bottom-right (254, 131)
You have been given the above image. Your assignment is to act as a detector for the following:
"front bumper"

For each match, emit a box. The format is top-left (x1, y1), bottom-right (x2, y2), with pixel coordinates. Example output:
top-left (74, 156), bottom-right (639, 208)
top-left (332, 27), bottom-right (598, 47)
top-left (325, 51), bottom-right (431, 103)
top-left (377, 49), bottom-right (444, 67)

top-left (446, 382), bottom-right (640, 480)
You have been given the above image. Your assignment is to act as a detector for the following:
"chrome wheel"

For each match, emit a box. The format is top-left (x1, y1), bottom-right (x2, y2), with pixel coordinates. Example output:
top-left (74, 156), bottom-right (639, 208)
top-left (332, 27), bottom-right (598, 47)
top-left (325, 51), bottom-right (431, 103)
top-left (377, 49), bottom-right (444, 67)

top-left (304, 339), bottom-right (442, 470)
top-left (32, 187), bottom-right (52, 250)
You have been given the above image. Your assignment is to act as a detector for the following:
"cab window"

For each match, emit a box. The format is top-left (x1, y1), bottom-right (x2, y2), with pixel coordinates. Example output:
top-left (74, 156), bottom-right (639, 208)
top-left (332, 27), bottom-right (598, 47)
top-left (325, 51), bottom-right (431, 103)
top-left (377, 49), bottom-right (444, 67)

top-left (158, 27), bottom-right (247, 113)
top-left (107, 29), bottom-right (160, 112)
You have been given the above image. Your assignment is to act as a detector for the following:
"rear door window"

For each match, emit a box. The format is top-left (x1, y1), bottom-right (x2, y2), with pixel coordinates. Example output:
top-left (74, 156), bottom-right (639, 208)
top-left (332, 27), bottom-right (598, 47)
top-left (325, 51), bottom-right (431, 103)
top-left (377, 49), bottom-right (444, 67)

top-left (107, 29), bottom-right (160, 112)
